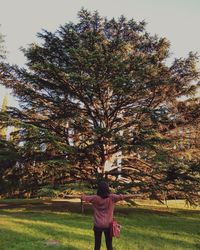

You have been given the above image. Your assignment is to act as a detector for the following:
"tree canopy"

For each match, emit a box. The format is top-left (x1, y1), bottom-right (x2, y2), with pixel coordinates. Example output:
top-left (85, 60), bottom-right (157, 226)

top-left (0, 9), bottom-right (200, 202)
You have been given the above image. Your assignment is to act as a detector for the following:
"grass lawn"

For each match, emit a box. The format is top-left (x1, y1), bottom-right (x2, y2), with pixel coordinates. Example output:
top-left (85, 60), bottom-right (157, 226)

top-left (0, 199), bottom-right (200, 250)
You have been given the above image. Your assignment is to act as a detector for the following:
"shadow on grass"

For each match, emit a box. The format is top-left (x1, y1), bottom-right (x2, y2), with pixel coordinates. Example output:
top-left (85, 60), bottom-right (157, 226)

top-left (0, 227), bottom-right (81, 250)
top-left (0, 199), bottom-right (200, 215)
top-left (1, 213), bottom-right (199, 250)
top-left (121, 229), bottom-right (200, 250)
top-left (0, 200), bottom-right (200, 250)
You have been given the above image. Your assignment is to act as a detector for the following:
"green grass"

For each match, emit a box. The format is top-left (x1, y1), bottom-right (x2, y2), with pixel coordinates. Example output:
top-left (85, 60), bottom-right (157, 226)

top-left (0, 199), bottom-right (200, 250)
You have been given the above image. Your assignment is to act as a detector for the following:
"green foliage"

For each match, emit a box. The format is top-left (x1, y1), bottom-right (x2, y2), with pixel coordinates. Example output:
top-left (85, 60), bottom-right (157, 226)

top-left (37, 182), bottom-right (94, 198)
top-left (37, 186), bottom-right (60, 198)
top-left (0, 9), bottom-right (200, 202)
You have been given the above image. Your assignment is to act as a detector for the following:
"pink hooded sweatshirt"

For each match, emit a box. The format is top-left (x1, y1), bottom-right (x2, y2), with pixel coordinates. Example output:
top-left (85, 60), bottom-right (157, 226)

top-left (81, 194), bottom-right (124, 228)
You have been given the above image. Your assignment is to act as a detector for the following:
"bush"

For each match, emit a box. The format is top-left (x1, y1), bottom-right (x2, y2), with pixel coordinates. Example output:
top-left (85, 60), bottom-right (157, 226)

top-left (58, 182), bottom-right (95, 198)
top-left (37, 186), bottom-right (60, 198)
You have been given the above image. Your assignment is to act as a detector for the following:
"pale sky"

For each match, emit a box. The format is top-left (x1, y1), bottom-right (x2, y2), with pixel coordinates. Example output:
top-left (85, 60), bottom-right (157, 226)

top-left (0, 0), bottom-right (200, 107)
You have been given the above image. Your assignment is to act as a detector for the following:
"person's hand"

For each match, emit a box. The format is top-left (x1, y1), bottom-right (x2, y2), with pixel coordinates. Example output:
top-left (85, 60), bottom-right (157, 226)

top-left (124, 194), bottom-right (134, 199)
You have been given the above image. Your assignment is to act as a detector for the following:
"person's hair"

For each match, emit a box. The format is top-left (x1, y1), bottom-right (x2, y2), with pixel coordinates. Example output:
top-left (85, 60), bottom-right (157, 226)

top-left (97, 180), bottom-right (110, 199)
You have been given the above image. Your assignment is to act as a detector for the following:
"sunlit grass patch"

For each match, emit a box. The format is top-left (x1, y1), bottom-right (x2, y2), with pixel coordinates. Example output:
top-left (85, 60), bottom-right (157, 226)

top-left (0, 200), bottom-right (199, 250)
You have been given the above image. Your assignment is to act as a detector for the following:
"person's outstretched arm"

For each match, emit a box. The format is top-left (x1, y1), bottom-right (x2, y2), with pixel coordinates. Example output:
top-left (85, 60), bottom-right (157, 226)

top-left (62, 194), bottom-right (97, 203)
top-left (81, 194), bottom-right (97, 203)
top-left (122, 194), bottom-right (135, 199)
top-left (110, 194), bottom-right (134, 203)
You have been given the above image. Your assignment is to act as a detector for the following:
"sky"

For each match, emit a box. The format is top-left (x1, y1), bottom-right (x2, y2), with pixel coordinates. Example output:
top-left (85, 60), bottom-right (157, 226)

top-left (0, 0), bottom-right (200, 107)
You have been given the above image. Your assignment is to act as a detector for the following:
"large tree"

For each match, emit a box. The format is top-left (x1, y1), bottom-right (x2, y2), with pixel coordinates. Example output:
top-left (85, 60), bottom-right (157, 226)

top-left (0, 9), bottom-right (200, 199)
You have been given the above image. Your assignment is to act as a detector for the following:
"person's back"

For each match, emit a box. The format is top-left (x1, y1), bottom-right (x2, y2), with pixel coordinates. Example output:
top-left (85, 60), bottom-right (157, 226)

top-left (81, 193), bottom-right (125, 228)
top-left (81, 181), bottom-right (134, 250)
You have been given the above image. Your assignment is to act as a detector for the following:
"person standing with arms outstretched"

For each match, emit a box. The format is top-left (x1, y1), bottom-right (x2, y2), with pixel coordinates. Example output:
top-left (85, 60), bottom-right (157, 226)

top-left (81, 181), bottom-right (134, 250)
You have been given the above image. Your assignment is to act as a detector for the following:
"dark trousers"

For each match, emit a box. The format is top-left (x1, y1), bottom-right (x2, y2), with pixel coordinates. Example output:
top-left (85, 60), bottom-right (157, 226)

top-left (94, 226), bottom-right (113, 250)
